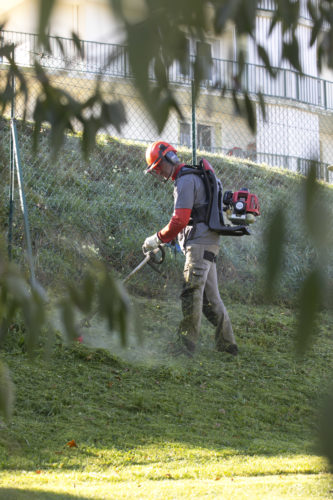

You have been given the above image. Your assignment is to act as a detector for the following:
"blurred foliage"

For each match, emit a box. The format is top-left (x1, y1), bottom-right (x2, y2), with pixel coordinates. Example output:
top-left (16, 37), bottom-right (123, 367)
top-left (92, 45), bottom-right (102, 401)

top-left (264, 164), bottom-right (331, 357)
top-left (319, 391), bottom-right (333, 472)
top-left (0, 245), bottom-right (130, 420)
top-left (1, 1), bottom-right (333, 151)
top-left (263, 163), bottom-right (333, 470)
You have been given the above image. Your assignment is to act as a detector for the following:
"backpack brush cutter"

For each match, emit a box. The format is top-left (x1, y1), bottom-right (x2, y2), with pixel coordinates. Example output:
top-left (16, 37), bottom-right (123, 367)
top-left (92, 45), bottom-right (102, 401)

top-left (123, 186), bottom-right (260, 284)
top-left (223, 188), bottom-right (260, 225)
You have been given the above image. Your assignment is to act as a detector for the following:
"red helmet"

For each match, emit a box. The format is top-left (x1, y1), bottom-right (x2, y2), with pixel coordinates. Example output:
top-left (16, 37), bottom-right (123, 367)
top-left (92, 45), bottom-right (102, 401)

top-left (145, 141), bottom-right (178, 174)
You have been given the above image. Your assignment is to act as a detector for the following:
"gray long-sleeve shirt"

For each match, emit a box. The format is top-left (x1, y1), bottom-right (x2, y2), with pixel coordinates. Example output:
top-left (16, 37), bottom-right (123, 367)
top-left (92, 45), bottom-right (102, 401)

top-left (174, 167), bottom-right (220, 251)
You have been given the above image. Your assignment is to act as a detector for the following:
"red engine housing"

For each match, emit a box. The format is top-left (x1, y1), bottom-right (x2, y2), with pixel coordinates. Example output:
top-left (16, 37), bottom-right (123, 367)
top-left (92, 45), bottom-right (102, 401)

top-left (232, 190), bottom-right (260, 216)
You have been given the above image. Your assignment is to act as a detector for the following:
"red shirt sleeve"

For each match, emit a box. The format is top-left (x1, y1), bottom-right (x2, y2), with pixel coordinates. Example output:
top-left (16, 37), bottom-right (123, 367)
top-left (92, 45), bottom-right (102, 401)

top-left (157, 208), bottom-right (192, 243)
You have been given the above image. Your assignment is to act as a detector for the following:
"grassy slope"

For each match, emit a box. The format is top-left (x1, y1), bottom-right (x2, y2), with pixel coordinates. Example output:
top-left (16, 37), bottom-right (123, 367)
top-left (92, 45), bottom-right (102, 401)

top-left (0, 297), bottom-right (332, 499)
top-left (0, 123), bottom-right (333, 498)
top-left (1, 119), bottom-right (332, 305)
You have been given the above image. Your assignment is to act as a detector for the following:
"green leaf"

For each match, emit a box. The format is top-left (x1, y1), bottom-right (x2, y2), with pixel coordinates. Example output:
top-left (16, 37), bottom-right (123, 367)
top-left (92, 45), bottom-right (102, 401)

top-left (96, 269), bottom-right (130, 343)
top-left (37, 0), bottom-right (56, 49)
top-left (257, 45), bottom-right (277, 78)
top-left (154, 55), bottom-right (169, 88)
top-left (101, 101), bottom-right (127, 132)
top-left (68, 277), bottom-right (94, 315)
top-left (231, 89), bottom-right (242, 116)
top-left (302, 162), bottom-right (328, 243)
top-left (282, 39), bottom-right (302, 73)
top-left (307, 0), bottom-right (318, 21)
top-left (214, 0), bottom-right (241, 33)
top-left (268, 12), bottom-right (279, 37)
top-left (24, 298), bottom-right (45, 355)
top-left (319, 392), bottom-right (333, 471)
top-left (55, 36), bottom-right (66, 57)
top-left (0, 43), bottom-right (15, 60)
top-left (244, 92), bottom-right (256, 133)
top-left (257, 91), bottom-right (266, 121)
top-left (0, 361), bottom-right (15, 421)
top-left (235, 0), bottom-right (257, 35)
top-left (310, 18), bottom-right (323, 47)
top-left (265, 207), bottom-right (286, 300)
top-left (276, 0), bottom-right (300, 29)
top-left (296, 268), bottom-right (323, 355)
top-left (60, 300), bottom-right (79, 341)
top-left (71, 31), bottom-right (85, 59)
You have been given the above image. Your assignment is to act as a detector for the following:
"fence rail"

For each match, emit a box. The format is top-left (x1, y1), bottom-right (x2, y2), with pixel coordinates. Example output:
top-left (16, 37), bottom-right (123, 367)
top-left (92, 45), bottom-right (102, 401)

top-left (0, 24), bottom-right (332, 299)
top-left (2, 29), bottom-right (333, 112)
top-left (257, 0), bottom-right (318, 21)
top-left (1, 29), bottom-right (332, 183)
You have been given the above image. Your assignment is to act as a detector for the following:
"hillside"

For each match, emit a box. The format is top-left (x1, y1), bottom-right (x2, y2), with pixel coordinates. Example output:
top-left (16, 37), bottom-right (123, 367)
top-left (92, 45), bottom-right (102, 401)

top-left (0, 117), bottom-right (332, 305)
top-left (0, 120), bottom-right (333, 498)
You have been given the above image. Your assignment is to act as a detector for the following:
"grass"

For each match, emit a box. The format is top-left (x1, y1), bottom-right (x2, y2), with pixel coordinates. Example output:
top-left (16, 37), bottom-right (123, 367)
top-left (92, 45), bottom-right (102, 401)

top-left (0, 297), bottom-right (332, 499)
top-left (0, 119), bottom-right (332, 497)
top-left (1, 117), bottom-right (332, 305)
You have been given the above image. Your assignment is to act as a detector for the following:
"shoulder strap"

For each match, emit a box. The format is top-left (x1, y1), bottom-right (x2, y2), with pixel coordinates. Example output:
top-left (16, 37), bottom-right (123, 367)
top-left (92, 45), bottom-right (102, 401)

top-left (177, 163), bottom-right (251, 237)
top-left (177, 165), bottom-right (202, 177)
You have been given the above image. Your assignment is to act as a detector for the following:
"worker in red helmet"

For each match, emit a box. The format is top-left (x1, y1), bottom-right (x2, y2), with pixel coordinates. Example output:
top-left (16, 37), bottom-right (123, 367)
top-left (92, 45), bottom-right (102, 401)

top-left (143, 141), bottom-right (238, 358)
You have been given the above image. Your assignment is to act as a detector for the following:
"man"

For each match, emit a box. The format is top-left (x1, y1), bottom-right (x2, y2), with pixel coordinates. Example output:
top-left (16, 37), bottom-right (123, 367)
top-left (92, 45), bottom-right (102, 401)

top-left (143, 141), bottom-right (238, 358)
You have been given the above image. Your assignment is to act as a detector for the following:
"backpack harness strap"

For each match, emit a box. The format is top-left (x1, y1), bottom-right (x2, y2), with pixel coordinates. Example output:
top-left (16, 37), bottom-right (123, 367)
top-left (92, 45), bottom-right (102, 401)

top-left (178, 166), bottom-right (250, 237)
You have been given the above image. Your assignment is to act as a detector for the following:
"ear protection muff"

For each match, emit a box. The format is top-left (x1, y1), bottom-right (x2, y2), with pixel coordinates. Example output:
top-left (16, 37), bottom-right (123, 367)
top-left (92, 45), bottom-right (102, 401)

top-left (164, 150), bottom-right (180, 165)
top-left (157, 144), bottom-right (179, 166)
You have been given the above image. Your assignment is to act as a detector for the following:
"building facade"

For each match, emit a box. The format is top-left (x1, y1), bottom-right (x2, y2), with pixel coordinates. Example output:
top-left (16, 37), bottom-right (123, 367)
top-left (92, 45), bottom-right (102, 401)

top-left (1, 0), bottom-right (333, 181)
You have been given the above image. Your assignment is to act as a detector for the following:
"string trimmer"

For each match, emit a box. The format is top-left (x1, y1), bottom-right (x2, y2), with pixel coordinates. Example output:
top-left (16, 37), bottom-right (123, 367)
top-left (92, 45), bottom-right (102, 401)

top-left (123, 245), bottom-right (166, 283)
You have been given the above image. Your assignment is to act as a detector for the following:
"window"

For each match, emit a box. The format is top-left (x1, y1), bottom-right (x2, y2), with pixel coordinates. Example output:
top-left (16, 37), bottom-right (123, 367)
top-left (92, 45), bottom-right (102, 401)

top-left (197, 124), bottom-right (212, 151)
top-left (196, 41), bottom-right (212, 80)
top-left (176, 38), bottom-right (213, 80)
top-left (180, 122), bottom-right (213, 152)
top-left (180, 122), bottom-right (191, 148)
top-left (179, 39), bottom-right (190, 77)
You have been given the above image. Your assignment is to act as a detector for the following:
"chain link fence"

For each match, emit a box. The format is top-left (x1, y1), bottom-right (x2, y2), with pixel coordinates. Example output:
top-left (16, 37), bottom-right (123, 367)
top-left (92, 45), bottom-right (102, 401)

top-left (0, 32), bottom-right (332, 306)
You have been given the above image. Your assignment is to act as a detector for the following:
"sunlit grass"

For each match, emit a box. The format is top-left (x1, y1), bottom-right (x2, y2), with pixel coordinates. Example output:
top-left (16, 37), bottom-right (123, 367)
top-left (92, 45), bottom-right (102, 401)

top-left (0, 301), bottom-right (332, 498)
top-left (0, 471), bottom-right (332, 500)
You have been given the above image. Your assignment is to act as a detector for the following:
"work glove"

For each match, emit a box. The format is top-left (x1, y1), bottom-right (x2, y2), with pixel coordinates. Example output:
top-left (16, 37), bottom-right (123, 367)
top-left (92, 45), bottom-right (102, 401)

top-left (142, 233), bottom-right (161, 254)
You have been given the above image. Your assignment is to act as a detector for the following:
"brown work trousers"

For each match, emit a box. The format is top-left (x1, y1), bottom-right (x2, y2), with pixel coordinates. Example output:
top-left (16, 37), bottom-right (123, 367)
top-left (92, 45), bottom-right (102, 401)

top-left (178, 243), bottom-right (236, 353)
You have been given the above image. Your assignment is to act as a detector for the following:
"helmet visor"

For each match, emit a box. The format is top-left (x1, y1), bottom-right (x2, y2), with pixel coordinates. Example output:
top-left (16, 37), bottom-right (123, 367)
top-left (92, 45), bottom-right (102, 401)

top-left (144, 159), bottom-right (162, 175)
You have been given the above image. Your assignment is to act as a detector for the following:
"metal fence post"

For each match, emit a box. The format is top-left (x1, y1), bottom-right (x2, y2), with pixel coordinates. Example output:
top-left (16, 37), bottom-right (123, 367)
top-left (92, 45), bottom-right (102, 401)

top-left (8, 47), bottom-right (15, 260)
top-left (10, 118), bottom-right (36, 288)
top-left (323, 80), bottom-right (327, 109)
top-left (191, 79), bottom-right (197, 165)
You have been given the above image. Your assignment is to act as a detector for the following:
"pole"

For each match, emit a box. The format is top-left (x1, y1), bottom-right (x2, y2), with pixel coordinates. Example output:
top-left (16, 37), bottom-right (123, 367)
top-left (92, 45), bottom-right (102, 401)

top-left (8, 48), bottom-right (15, 260)
top-left (191, 79), bottom-right (197, 165)
top-left (10, 119), bottom-right (36, 288)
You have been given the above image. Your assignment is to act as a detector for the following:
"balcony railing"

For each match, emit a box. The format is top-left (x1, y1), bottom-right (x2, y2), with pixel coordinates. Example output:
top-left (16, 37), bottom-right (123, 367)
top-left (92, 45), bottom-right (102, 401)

top-left (0, 30), bottom-right (131, 77)
top-left (1, 29), bottom-right (333, 112)
top-left (257, 0), bottom-right (318, 22)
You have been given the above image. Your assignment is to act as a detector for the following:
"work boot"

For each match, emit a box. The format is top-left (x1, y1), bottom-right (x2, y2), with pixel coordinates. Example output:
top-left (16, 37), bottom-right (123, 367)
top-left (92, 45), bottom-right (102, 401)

top-left (216, 342), bottom-right (238, 356)
top-left (224, 343), bottom-right (238, 356)
top-left (168, 336), bottom-right (195, 358)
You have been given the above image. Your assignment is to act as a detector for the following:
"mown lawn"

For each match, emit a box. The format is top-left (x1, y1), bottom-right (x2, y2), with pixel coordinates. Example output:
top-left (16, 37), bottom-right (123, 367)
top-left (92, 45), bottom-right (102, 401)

top-left (0, 298), bottom-right (332, 499)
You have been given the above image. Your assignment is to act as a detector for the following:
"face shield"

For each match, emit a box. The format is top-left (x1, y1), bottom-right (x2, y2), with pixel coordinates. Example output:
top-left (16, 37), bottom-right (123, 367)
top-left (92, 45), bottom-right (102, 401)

top-left (144, 144), bottom-right (180, 180)
top-left (146, 165), bottom-right (164, 180)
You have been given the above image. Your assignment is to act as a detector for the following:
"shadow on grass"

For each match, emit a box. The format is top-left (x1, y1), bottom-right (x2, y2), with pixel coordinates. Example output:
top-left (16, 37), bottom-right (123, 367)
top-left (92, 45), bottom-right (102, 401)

top-left (2, 305), bottom-right (332, 475)
top-left (0, 489), bottom-right (92, 500)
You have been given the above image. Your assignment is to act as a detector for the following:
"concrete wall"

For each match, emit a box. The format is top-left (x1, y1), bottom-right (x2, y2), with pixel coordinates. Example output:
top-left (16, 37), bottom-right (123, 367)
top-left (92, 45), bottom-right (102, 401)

top-left (256, 103), bottom-right (320, 170)
top-left (0, 0), bottom-right (37, 33)
top-left (0, 0), bottom-right (121, 43)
